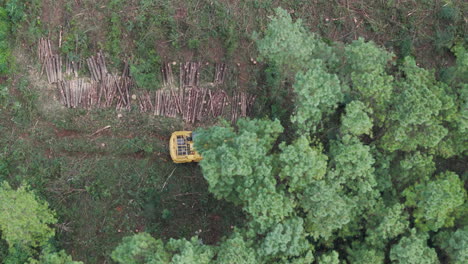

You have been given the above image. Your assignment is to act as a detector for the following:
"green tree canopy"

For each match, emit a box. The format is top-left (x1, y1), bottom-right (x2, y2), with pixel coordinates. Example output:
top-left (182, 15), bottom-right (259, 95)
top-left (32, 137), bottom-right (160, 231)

top-left (380, 57), bottom-right (450, 152)
top-left (346, 242), bottom-right (384, 264)
top-left (29, 249), bottom-right (83, 264)
top-left (111, 232), bottom-right (170, 264)
top-left (389, 230), bottom-right (439, 264)
top-left (255, 7), bottom-right (336, 75)
top-left (290, 62), bottom-right (344, 133)
top-left (403, 171), bottom-right (466, 232)
top-left (0, 182), bottom-right (56, 249)
top-left (278, 136), bottom-right (328, 192)
top-left (214, 231), bottom-right (258, 264)
top-left (340, 100), bottom-right (373, 136)
top-left (433, 227), bottom-right (468, 264)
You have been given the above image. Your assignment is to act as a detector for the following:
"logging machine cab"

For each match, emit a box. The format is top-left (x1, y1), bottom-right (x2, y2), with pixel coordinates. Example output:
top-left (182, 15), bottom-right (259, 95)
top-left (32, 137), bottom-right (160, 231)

top-left (169, 131), bottom-right (202, 163)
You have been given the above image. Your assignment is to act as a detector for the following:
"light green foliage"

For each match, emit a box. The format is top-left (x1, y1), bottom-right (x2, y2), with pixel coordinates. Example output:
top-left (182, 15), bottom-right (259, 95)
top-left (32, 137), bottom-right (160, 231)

top-left (434, 228), bottom-right (468, 264)
top-left (29, 249), bottom-right (83, 264)
top-left (258, 217), bottom-right (310, 258)
top-left (328, 136), bottom-right (377, 201)
top-left (0, 182), bottom-right (56, 249)
top-left (390, 230), bottom-right (439, 264)
top-left (345, 38), bottom-right (393, 74)
top-left (112, 234), bottom-right (214, 264)
top-left (403, 171), bottom-right (466, 232)
top-left (436, 46), bottom-right (468, 157)
top-left (381, 57), bottom-right (448, 152)
top-left (255, 8), bottom-right (335, 74)
top-left (344, 38), bottom-right (394, 124)
top-left (317, 251), bottom-right (340, 264)
top-left (111, 233), bottom-right (170, 264)
top-left (299, 181), bottom-right (352, 239)
top-left (166, 237), bottom-right (214, 264)
top-left (196, 119), bottom-right (294, 232)
top-left (278, 136), bottom-right (327, 192)
top-left (291, 62), bottom-right (344, 133)
top-left (215, 232), bottom-right (258, 264)
top-left (366, 203), bottom-right (409, 247)
top-left (340, 100), bottom-right (373, 136)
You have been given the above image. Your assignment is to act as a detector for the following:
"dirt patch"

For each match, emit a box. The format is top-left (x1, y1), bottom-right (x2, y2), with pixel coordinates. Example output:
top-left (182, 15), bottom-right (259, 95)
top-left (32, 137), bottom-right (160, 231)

top-left (55, 129), bottom-right (81, 138)
top-left (179, 49), bottom-right (195, 62)
top-left (156, 40), bottom-right (172, 61)
top-left (174, 7), bottom-right (188, 20)
top-left (41, 0), bottom-right (65, 32)
top-left (203, 37), bottom-right (225, 63)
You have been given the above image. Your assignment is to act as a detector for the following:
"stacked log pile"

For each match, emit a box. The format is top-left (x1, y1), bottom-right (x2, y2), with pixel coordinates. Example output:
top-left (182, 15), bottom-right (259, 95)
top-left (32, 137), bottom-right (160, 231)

top-left (38, 38), bottom-right (63, 83)
top-left (230, 92), bottom-right (256, 124)
top-left (37, 38), bottom-right (255, 123)
top-left (161, 62), bottom-right (176, 88)
top-left (86, 52), bottom-right (108, 82)
top-left (57, 79), bottom-right (97, 109)
top-left (64, 57), bottom-right (80, 78)
top-left (214, 63), bottom-right (227, 85)
top-left (179, 62), bottom-right (201, 88)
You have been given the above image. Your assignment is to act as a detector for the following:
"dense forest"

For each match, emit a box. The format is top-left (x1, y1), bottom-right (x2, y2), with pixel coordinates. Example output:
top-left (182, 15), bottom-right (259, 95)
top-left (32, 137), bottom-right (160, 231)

top-left (0, 0), bottom-right (467, 263)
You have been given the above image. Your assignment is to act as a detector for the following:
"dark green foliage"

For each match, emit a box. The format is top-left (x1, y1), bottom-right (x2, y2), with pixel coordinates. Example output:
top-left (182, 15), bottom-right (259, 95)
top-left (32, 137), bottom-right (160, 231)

top-left (438, 5), bottom-right (460, 22)
top-left (346, 242), bottom-right (384, 264)
top-left (4, 0), bottom-right (42, 44)
top-left (29, 248), bottom-right (83, 264)
top-left (0, 7), bottom-right (11, 75)
top-left (365, 203), bottom-right (409, 248)
top-left (106, 12), bottom-right (123, 63)
top-left (433, 227), bottom-right (468, 264)
top-left (390, 151), bottom-right (436, 192)
top-left (5, 0), bottom-right (26, 29)
top-left (130, 53), bottom-right (162, 90)
top-left (434, 27), bottom-right (456, 52)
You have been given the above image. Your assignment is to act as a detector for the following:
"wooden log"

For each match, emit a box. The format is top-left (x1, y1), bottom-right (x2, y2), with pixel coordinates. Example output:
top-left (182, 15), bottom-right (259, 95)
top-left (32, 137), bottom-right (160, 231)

top-left (58, 56), bottom-right (63, 81)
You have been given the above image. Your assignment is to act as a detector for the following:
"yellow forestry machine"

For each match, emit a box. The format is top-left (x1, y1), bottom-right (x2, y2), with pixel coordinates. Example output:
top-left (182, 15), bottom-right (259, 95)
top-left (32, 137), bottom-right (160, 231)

top-left (169, 131), bottom-right (202, 163)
